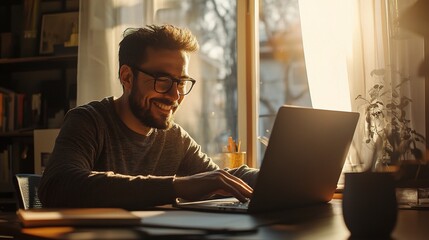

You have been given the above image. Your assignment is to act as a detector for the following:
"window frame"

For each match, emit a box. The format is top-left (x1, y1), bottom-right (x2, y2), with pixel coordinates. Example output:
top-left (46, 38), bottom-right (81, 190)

top-left (237, 0), bottom-right (259, 167)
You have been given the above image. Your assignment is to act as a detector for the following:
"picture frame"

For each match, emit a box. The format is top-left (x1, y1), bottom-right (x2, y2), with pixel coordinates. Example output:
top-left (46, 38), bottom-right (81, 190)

top-left (34, 129), bottom-right (60, 174)
top-left (39, 11), bottom-right (79, 55)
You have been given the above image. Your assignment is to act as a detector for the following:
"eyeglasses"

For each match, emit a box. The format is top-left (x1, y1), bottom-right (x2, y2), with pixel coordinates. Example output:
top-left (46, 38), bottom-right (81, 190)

top-left (132, 66), bottom-right (196, 95)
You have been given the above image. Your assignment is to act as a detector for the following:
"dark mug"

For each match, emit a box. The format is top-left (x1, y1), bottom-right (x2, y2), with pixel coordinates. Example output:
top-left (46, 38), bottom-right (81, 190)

top-left (342, 172), bottom-right (398, 238)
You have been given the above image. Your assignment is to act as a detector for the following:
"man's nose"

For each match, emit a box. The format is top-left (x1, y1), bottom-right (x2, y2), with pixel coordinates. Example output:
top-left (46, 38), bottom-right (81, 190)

top-left (165, 82), bottom-right (181, 100)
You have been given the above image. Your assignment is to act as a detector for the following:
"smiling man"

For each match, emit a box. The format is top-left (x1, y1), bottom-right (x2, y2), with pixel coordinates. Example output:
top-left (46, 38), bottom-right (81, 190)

top-left (38, 25), bottom-right (257, 210)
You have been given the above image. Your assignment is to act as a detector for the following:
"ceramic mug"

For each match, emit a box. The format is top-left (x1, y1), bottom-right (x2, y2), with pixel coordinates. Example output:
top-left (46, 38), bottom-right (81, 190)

top-left (342, 172), bottom-right (398, 238)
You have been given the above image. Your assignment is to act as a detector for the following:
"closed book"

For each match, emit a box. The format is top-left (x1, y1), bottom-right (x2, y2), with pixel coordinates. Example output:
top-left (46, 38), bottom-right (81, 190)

top-left (396, 187), bottom-right (429, 209)
top-left (15, 93), bottom-right (25, 129)
top-left (17, 208), bottom-right (141, 227)
top-left (7, 92), bottom-right (15, 131)
top-left (0, 93), bottom-right (3, 130)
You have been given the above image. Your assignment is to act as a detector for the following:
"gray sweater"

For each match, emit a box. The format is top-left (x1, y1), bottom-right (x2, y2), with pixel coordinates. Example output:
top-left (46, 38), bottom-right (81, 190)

top-left (38, 97), bottom-right (258, 210)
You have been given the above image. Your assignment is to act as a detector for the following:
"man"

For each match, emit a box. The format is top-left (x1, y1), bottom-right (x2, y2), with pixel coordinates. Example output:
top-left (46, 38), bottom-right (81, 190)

top-left (39, 25), bottom-right (258, 210)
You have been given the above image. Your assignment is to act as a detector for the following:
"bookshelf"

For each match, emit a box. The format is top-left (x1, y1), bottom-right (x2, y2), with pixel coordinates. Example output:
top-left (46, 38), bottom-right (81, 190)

top-left (0, 0), bottom-right (79, 211)
top-left (0, 54), bottom-right (77, 212)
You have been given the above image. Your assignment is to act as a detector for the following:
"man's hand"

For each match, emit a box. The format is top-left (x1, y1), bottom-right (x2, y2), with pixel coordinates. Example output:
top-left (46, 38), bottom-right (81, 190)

top-left (173, 170), bottom-right (253, 202)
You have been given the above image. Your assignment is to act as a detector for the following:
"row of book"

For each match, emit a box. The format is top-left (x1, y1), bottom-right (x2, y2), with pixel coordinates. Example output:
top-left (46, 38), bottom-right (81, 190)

top-left (0, 87), bottom-right (42, 132)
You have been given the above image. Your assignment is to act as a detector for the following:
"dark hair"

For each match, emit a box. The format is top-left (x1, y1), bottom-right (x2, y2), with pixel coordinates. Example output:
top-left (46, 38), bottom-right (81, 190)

top-left (118, 24), bottom-right (199, 77)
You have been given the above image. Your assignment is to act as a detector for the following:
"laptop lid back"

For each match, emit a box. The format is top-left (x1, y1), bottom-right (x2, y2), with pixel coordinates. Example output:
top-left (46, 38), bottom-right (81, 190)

top-left (248, 106), bottom-right (359, 213)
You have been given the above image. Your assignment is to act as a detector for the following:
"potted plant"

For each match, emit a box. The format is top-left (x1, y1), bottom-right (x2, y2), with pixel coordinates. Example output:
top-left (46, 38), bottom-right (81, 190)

top-left (355, 68), bottom-right (427, 182)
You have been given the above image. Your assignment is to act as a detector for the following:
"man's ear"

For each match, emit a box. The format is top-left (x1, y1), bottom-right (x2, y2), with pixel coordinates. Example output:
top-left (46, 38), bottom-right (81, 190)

top-left (119, 65), bottom-right (134, 91)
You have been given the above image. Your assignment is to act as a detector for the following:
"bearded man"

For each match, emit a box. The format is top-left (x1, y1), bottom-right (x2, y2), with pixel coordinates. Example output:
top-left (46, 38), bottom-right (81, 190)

top-left (39, 25), bottom-right (257, 210)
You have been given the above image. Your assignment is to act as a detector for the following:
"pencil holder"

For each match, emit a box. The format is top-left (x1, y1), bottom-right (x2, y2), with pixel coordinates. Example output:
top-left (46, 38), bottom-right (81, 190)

top-left (223, 152), bottom-right (246, 169)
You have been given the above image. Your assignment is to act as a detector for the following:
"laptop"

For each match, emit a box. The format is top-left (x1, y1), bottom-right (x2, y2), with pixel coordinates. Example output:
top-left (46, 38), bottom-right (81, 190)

top-left (175, 105), bottom-right (359, 213)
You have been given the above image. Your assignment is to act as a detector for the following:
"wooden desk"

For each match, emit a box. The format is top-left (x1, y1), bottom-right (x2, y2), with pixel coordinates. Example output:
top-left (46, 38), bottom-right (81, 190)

top-left (1, 200), bottom-right (428, 239)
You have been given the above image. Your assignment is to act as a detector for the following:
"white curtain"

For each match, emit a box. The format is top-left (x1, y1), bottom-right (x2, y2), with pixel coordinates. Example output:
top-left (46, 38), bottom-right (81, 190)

top-left (299, 0), bottom-right (353, 112)
top-left (299, 0), bottom-right (425, 172)
top-left (77, 0), bottom-right (145, 105)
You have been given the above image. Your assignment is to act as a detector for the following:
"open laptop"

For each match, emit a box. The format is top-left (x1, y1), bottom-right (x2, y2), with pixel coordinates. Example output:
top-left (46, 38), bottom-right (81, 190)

top-left (175, 105), bottom-right (359, 213)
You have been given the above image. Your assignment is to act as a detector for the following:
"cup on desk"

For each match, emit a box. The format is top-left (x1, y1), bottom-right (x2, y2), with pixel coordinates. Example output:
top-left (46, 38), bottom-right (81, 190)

top-left (342, 172), bottom-right (398, 238)
top-left (223, 152), bottom-right (246, 168)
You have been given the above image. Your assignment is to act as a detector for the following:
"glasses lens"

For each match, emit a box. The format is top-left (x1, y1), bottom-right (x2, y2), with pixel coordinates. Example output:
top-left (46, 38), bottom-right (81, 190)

top-left (155, 77), bottom-right (194, 95)
top-left (154, 77), bottom-right (172, 93)
top-left (177, 80), bottom-right (192, 95)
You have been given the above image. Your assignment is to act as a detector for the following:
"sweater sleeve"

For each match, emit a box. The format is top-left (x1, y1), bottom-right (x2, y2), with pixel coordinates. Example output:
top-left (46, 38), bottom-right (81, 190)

top-left (38, 108), bottom-right (176, 210)
top-left (174, 126), bottom-right (259, 187)
top-left (226, 165), bottom-right (259, 188)
top-left (175, 126), bottom-right (220, 176)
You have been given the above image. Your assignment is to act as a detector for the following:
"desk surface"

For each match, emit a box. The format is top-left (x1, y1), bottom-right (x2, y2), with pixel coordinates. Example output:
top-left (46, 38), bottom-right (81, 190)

top-left (1, 199), bottom-right (429, 240)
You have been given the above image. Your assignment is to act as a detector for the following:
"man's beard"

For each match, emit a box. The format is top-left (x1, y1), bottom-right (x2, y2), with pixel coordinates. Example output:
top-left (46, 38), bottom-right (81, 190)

top-left (128, 85), bottom-right (175, 130)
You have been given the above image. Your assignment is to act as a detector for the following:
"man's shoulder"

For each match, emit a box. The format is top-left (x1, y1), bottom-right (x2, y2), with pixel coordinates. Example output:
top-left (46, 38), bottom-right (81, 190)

top-left (167, 122), bottom-right (188, 135)
top-left (164, 123), bottom-right (198, 145)
top-left (69, 97), bottom-right (112, 113)
top-left (66, 97), bottom-right (113, 121)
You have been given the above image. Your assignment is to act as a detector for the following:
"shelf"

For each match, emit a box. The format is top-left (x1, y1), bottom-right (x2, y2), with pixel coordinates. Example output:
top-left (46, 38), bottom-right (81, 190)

top-left (0, 54), bottom-right (76, 64)
top-left (0, 130), bottom-right (34, 138)
top-left (0, 54), bottom-right (78, 71)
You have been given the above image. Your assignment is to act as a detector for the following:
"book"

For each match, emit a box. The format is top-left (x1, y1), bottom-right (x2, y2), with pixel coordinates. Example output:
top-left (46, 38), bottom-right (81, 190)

top-left (0, 93), bottom-right (3, 130)
top-left (17, 208), bottom-right (142, 227)
top-left (15, 93), bottom-right (25, 129)
top-left (396, 187), bottom-right (429, 209)
top-left (0, 148), bottom-right (9, 183)
top-left (7, 91), bottom-right (15, 131)
top-left (0, 87), bottom-right (15, 132)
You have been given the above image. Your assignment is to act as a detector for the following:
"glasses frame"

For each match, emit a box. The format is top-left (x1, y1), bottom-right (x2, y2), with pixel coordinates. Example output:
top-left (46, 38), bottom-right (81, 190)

top-left (132, 66), bottom-right (196, 96)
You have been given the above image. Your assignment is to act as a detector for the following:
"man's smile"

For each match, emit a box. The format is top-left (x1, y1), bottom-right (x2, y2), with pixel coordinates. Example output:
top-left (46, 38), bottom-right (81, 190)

top-left (152, 101), bottom-right (178, 114)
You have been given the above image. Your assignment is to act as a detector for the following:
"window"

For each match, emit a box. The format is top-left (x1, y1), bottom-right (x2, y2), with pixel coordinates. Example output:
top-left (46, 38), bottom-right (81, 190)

top-left (151, 0), bottom-right (311, 167)
top-left (258, 0), bottom-right (310, 163)
top-left (153, 0), bottom-right (239, 166)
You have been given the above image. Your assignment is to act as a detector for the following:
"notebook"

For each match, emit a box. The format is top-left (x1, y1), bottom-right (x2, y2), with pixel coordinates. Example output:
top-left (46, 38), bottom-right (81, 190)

top-left (17, 208), bottom-right (141, 227)
top-left (175, 105), bottom-right (359, 213)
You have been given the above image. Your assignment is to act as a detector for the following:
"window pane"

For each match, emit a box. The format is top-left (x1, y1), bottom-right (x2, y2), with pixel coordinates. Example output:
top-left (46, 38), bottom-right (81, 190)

top-left (258, 0), bottom-right (311, 162)
top-left (154, 0), bottom-right (238, 165)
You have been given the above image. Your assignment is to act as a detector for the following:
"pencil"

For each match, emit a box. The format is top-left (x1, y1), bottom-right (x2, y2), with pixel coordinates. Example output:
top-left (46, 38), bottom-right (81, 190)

top-left (228, 136), bottom-right (235, 153)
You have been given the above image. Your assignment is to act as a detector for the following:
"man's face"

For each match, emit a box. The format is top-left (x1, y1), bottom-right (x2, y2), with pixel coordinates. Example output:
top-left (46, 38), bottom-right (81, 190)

top-left (128, 48), bottom-right (190, 129)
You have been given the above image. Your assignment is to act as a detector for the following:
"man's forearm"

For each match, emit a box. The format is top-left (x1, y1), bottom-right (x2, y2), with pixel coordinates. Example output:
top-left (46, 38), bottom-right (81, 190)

top-left (39, 169), bottom-right (177, 210)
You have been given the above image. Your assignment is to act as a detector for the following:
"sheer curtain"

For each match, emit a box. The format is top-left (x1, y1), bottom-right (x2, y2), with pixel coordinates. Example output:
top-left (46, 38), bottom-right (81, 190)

top-left (77, 0), bottom-right (145, 105)
top-left (299, 0), bottom-right (425, 173)
top-left (299, 0), bottom-right (352, 112)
